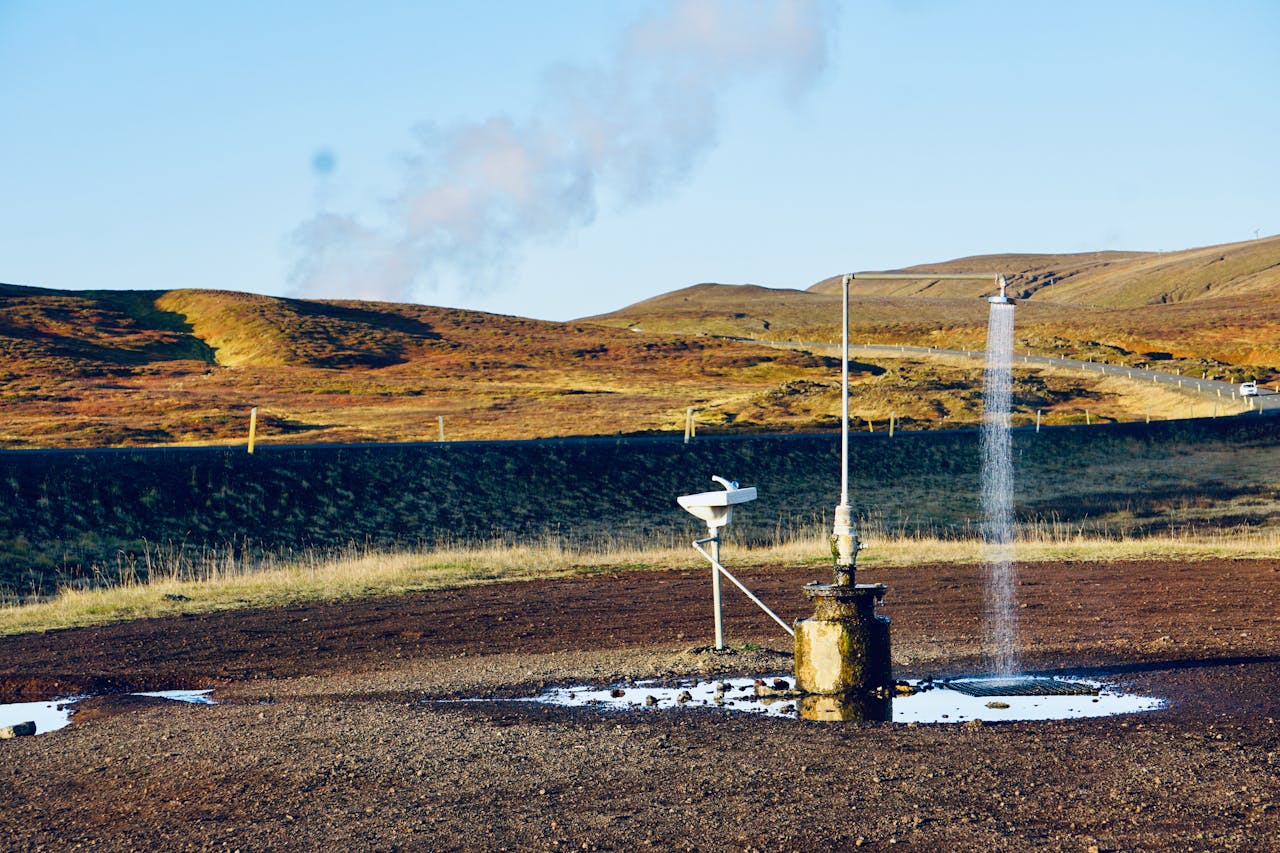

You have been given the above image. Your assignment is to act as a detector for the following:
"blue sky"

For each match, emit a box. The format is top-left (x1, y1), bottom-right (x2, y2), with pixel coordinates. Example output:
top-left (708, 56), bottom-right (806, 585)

top-left (2, 1), bottom-right (1276, 321)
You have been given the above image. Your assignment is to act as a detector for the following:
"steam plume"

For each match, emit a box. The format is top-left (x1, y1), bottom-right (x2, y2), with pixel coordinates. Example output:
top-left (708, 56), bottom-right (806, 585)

top-left (289, 0), bottom-right (833, 303)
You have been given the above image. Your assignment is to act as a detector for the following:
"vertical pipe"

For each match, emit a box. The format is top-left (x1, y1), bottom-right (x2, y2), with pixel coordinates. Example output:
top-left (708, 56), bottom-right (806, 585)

top-left (247, 407), bottom-right (258, 454)
top-left (832, 273), bottom-right (854, 577)
top-left (710, 534), bottom-right (724, 649)
top-left (841, 274), bottom-right (850, 508)
top-left (684, 408), bottom-right (692, 444)
top-left (438, 415), bottom-right (445, 442)
top-left (1035, 409), bottom-right (1041, 432)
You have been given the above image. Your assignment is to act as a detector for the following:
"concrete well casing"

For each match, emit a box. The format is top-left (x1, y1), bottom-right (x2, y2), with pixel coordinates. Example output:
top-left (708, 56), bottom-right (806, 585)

top-left (793, 583), bottom-right (891, 697)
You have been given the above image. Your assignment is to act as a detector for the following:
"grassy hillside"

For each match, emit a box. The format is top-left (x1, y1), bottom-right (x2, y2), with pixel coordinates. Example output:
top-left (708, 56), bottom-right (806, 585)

top-left (3, 233), bottom-right (1278, 449)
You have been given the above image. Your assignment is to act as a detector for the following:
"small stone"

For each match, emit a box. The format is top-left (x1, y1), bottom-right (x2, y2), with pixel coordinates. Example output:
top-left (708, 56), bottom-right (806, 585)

top-left (677, 691), bottom-right (693, 704)
top-left (985, 701), bottom-right (1011, 710)
top-left (771, 678), bottom-right (791, 691)
top-left (0, 721), bottom-right (36, 738)
top-left (644, 695), bottom-right (658, 707)
top-left (609, 688), bottom-right (626, 698)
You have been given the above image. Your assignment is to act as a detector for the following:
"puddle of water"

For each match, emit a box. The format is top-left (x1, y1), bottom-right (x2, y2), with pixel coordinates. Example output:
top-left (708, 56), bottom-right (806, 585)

top-left (0, 698), bottom-right (81, 735)
top-left (517, 675), bottom-right (1164, 724)
top-left (0, 689), bottom-right (216, 737)
top-left (132, 689), bottom-right (216, 705)
top-left (892, 680), bottom-right (1162, 723)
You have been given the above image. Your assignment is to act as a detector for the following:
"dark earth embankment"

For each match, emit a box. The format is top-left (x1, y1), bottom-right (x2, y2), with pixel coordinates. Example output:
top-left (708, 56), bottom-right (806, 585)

top-left (2, 415), bottom-right (1277, 595)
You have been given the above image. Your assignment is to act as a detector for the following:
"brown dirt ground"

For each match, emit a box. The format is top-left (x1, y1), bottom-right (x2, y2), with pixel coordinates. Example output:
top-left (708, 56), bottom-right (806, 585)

top-left (2, 558), bottom-right (1279, 851)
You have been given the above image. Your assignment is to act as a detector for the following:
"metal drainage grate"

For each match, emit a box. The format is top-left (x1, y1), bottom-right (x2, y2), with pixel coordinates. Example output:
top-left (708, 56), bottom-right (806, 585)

top-left (941, 677), bottom-right (1099, 697)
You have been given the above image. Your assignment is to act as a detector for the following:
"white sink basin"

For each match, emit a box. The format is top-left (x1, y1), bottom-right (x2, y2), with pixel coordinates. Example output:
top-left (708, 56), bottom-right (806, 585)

top-left (677, 485), bottom-right (757, 529)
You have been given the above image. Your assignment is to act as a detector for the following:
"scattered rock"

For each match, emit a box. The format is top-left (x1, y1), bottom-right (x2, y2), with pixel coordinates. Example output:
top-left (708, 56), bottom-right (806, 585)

top-left (0, 721), bottom-right (37, 738)
top-left (644, 695), bottom-right (658, 707)
top-left (609, 688), bottom-right (626, 698)
top-left (163, 593), bottom-right (191, 601)
top-left (985, 701), bottom-right (1011, 709)
top-left (753, 679), bottom-right (800, 699)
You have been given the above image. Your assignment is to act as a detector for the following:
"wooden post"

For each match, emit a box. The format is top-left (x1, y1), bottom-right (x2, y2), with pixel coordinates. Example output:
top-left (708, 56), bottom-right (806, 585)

top-left (1035, 409), bottom-right (1041, 433)
top-left (1145, 407), bottom-right (1150, 424)
top-left (889, 411), bottom-right (895, 437)
top-left (438, 415), bottom-right (445, 442)
top-left (1085, 409), bottom-right (1091, 426)
top-left (247, 407), bottom-right (258, 454)
top-left (684, 408), bottom-right (694, 444)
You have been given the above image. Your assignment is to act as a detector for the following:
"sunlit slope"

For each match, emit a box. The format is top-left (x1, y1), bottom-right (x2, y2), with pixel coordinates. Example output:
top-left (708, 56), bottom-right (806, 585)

top-left (154, 289), bottom-right (453, 368)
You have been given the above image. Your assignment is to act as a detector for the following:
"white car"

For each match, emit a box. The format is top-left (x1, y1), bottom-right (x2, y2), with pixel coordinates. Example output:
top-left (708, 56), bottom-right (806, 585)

top-left (1240, 381), bottom-right (1259, 397)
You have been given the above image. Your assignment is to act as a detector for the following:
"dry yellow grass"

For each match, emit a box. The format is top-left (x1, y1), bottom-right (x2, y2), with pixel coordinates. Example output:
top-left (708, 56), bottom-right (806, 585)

top-left (3, 528), bottom-right (1277, 637)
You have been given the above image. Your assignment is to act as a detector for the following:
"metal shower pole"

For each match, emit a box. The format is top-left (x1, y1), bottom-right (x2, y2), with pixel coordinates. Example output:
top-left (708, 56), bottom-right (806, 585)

top-left (831, 271), bottom-right (1005, 584)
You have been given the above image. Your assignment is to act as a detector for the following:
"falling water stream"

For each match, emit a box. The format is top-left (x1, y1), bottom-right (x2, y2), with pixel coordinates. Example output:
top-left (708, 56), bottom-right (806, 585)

top-left (981, 301), bottom-right (1020, 675)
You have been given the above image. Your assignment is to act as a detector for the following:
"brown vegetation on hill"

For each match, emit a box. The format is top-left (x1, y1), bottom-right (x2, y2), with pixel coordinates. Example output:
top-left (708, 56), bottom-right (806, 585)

top-left (0, 283), bottom-right (857, 448)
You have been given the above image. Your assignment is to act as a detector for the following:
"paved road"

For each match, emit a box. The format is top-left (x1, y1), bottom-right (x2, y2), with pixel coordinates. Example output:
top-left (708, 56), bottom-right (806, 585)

top-left (740, 338), bottom-right (1280, 415)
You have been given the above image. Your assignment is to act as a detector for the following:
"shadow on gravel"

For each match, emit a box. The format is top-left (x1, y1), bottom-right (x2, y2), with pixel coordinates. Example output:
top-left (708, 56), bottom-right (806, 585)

top-left (1044, 654), bottom-right (1280, 679)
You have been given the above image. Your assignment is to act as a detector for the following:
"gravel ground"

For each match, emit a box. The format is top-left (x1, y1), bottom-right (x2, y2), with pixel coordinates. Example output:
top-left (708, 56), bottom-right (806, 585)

top-left (2, 559), bottom-right (1279, 851)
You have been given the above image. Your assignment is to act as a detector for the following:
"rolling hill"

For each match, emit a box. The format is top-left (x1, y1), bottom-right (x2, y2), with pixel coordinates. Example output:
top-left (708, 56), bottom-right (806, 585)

top-left (590, 235), bottom-right (1280, 368)
top-left (0, 283), bottom-right (850, 448)
top-left (2, 234), bottom-right (1277, 449)
top-left (808, 234), bottom-right (1280, 307)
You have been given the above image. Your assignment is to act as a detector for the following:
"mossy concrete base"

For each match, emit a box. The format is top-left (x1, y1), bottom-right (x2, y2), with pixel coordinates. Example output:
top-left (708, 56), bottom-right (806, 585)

top-left (794, 583), bottom-right (891, 697)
